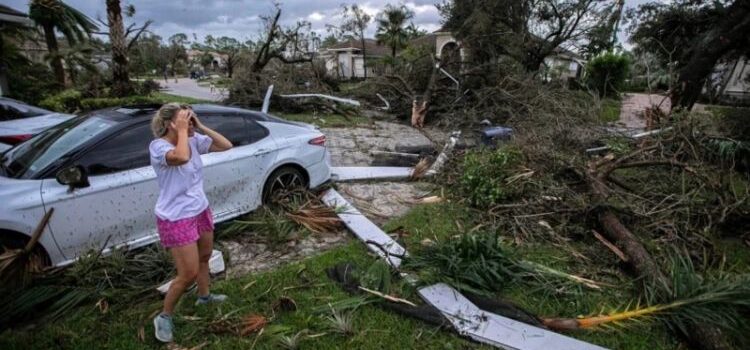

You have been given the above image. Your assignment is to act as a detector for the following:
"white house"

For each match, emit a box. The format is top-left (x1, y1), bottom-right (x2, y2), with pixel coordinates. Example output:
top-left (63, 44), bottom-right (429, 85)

top-left (411, 28), bottom-right (584, 80)
top-left (717, 57), bottom-right (750, 102)
top-left (324, 38), bottom-right (390, 79)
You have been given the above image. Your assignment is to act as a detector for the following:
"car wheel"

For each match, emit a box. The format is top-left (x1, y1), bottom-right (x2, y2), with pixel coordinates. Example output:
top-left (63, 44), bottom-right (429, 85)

top-left (0, 232), bottom-right (51, 268)
top-left (262, 166), bottom-right (307, 204)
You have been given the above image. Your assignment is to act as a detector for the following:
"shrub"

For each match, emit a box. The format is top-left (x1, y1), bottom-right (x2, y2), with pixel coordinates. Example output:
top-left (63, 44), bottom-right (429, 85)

top-left (137, 79), bottom-right (161, 95)
top-left (585, 51), bottom-right (630, 98)
top-left (79, 96), bottom-right (163, 112)
top-left (460, 147), bottom-right (527, 207)
top-left (38, 89), bottom-right (83, 113)
top-left (6, 61), bottom-right (58, 105)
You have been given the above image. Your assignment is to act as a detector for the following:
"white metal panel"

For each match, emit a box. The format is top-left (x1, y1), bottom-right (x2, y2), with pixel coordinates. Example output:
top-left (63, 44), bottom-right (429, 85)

top-left (419, 283), bottom-right (608, 350)
top-left (321, 189), bottom-right (406, 267)
top-left (330, 166), bottom-right (413, 182)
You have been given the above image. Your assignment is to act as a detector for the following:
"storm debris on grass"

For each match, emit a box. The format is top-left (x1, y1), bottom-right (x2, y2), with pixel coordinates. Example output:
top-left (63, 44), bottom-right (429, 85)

top-left (0, 245), bottom-right (175, 329)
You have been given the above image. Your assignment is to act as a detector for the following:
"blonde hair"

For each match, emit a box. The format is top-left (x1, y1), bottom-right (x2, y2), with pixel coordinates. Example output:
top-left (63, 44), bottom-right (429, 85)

top-left (151, 103), bottom-right (189, 137)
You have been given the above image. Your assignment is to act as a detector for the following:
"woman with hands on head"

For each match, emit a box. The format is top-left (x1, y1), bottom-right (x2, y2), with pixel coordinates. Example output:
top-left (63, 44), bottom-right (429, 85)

top-left (148, 103), bottom-right (232, 343)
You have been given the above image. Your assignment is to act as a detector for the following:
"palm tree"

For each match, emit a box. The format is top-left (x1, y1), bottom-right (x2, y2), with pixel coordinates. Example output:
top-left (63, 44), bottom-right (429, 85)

top-left (29, 0), bottom-right (97, 88)
top-left (375, 4), bottom-right (415, 59)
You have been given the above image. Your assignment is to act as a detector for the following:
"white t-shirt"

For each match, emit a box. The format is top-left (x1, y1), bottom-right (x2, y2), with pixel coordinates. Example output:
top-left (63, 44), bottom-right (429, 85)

top-left (149, 133), bottom-right (212, 221)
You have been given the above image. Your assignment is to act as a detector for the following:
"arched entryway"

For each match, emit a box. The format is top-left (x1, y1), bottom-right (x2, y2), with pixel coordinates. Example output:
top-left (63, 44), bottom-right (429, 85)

top-left (439, 41), bottom-right (461, 76)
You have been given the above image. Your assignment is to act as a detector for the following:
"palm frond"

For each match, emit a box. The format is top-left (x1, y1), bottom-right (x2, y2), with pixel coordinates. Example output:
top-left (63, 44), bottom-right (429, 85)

top-left (403, 233), bottom-right (603, 295)
top-left (543, 251), bottom-right (750, 340)
top-left (29, 0), bottom-right (97, 44)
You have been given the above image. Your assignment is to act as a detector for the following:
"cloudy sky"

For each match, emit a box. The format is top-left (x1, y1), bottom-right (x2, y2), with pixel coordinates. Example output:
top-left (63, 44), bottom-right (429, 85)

top-left (6, 0), bottom-right (652, 45)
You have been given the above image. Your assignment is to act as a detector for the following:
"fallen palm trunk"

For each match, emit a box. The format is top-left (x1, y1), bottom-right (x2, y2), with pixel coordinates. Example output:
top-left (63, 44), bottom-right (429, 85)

top-left (586, 153), bottom-right (734, 350)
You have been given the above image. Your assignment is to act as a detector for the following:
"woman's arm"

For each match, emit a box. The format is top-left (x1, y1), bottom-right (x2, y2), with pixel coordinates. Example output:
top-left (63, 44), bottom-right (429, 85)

top-left (193, 113), bottom-right (233, 152)
top-left (165, 110), bottom-right (191, 165)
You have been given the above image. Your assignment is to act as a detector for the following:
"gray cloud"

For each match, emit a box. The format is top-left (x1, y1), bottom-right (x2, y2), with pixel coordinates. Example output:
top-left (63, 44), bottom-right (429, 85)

top-left (4, 0), bottom-right (444, 43)
top-left (5, 0), bottom-right (651, 46)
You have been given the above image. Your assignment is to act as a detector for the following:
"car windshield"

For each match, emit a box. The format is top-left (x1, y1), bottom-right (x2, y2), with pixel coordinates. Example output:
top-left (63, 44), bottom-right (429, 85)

top-left (1, 116), bottom-right (117, 179)
top-left (0, 99), bottom-right (54, 121)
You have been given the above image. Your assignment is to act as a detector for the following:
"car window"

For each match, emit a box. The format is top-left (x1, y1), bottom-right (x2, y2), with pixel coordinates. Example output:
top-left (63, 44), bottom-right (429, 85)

top-left (76, 123), bottom-right (152, 175)
top-left (0, 99), bottom-right (53, 121)
top-left (1, 117), bottom-right (117, 179)
top-left (199, 114), bottom-right (251, 146)
top-left (247, 120), bottom-right (269, 144)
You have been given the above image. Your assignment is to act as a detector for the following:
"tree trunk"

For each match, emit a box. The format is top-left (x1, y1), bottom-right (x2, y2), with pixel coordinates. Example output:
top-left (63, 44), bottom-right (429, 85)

top-left (106, 0), bottom-right (132, 97)
top-left (360, 33), bottom-right (367, 79)
top-left (42, 22), bottom-right (67, 88)
top-left (670, 1), bottom-right (750, 110)
top-left (587, 158), bottom-right (734, 350)
top-left (226, 55), bottom-right (233, 78)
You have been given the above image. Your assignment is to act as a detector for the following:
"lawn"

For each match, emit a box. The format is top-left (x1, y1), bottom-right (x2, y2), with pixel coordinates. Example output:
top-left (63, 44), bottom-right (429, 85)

top-left (274, 112), bottom-right (371, 128)
top-left (0, 241), bottom-right (484, 350)
top-left (599, 98), bottom-right (622, 123)
top-left (8, 198), bottom-right (745, 349)
top-left (151, 92), bottom-right (211, 105)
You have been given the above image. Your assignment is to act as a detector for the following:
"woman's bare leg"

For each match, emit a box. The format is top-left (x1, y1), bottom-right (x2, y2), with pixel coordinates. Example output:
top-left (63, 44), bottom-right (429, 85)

top-left (163, 243), bottom-right (200, 314)
top-left (196, 231), bottom-right (214, 297)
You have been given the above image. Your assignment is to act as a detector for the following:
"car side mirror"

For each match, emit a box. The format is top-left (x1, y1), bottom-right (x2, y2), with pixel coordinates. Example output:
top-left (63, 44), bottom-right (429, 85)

top-left (56, 165), bottom-right (89, 189)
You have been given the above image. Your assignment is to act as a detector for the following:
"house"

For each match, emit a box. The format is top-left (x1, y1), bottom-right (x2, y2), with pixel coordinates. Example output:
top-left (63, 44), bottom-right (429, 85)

top-left (186, 49), bottom-right (228, 72)
top-left (321, 28), bottom-right (585, 81)
top-left (323, 38), bottom-right (390, 79)
top-left (410, 28), bottom-right (584, 80)
top-left (544, 47), bottom-right (586, 81)
top-left (716, 57), bottom-right (750, 102)
top-left (0, 5), bottom-right (35, 96)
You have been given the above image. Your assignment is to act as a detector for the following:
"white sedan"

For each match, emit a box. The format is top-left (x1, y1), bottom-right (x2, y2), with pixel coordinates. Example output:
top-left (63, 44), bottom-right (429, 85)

top-left (0, 104), bottom-right (331, 267)
top-left (0, 97), bottom-right (74, 149)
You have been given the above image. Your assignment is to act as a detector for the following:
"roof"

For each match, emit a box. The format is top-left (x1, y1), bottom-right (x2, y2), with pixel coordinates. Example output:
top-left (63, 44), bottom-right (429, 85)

top-left (0, 5), bottom-right (26, 17)
top-left (0, 5), bottom-right (34, 26)
top-left (432, 25), bottom-right (451, 34)
top-left (552, 46), bottom-right (584, 61)
top-left (409, 33), bottom-right (438, 50)
top-left (327, 38), bottom-right (390, 56)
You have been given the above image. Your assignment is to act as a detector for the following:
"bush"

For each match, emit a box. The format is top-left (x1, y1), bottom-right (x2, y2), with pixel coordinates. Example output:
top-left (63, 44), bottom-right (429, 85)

top-left (6, 61), bottom-right (58, 105)
top-left (38, 89), bottom-right (83, 113)
top-left (461, 147), bottom-right (527, 207)
top-left (80, 96), bottom-right (162, 111)
top-left (585, 51), bottom-right (630, 98)
top-left (137, 79), bottom-right (161, 95)
top-left (39, 90), bottom-right (165, 113)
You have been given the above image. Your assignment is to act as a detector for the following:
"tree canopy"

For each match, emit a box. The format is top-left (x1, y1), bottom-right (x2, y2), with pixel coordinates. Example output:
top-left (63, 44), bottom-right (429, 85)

top-left (438, 0), bottom-right (610, 72)
top-left (375, 4), bottom-right (415, 58)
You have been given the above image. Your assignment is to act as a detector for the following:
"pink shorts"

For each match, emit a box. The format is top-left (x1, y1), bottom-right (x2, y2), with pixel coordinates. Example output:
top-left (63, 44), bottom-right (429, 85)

top-left (156, 208), bottom-right (214, 248)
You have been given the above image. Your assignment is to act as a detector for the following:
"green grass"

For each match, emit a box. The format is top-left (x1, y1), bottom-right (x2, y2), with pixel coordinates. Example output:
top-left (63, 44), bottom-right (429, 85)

top-left (151, 92), bottom-right (211, 105)
top-left (386, 202), bottom-right (678, 350)
top-left (0, 242), bottom-right (485, 350)
top-left (706, 105), bottom-right (750, 119)
top-left (599, 98), bottom-right (622, 123)
top-left (0, 200), bottom-right (685, 350)
top-left (197, 77), bottom-right (231, 88)
top-left (275, 112), bottom-right (371, 128)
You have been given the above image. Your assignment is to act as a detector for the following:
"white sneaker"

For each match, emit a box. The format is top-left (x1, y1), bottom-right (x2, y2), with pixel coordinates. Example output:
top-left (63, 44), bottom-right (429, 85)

top-left (195, 293), bottom-right (227, 305)
top-left (153, 313), bottom-right (174, 343)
